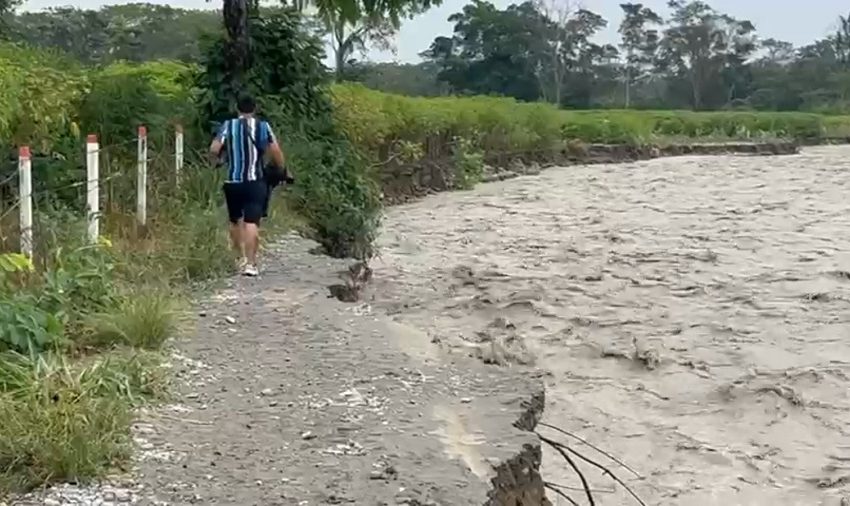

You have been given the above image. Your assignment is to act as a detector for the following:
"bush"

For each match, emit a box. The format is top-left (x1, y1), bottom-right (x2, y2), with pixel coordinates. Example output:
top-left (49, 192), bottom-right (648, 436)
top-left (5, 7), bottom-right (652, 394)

top-left (330, 84), bottom-right (832, 159)
top-left (452, 136), bottom-right (484, 189)
top-left (0, 43), bottom-right (85, 151)
top-left (284, 134), bottom-right (382, 258)
top-left (823, 115), bottom-right (850, 138)
top-left (85, 292), bottom-right (178, 350)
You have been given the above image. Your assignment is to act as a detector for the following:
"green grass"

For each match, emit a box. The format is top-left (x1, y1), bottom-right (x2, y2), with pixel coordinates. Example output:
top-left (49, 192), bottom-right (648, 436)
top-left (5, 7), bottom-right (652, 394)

top-left (0, 349), bottom-right (167, 494)
top-left (84, 291), bottom-right (179, 350)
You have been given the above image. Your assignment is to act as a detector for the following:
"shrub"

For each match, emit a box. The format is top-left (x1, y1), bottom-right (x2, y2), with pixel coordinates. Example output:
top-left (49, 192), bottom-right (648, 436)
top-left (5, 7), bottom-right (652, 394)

top-left (85, 292), bottom-right (178, 350)
top-left (452, 136), bottom-right (484, 190)
top-left (0, 43), bottom-right (85, 151)
top-left (284, 134), bottom-right (382, 259)
top-left (330, 84), bottom-right (832, 160)
top-left (823, 115), bottom-right (850, 138)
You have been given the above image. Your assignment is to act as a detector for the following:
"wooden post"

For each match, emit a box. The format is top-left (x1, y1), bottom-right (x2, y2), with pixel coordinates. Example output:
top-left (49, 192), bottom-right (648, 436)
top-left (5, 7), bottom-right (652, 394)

top-left (137, 125), bottom-right (148, 227)
top-left (18, 146), bottom-right (32, 260)
top-left (86, 134), bottom-right (99, 244)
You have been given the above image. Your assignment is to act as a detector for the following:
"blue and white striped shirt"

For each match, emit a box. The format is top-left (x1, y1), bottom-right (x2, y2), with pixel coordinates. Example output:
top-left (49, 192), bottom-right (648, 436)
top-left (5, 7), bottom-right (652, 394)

top-left (216, 116), bottom-right (277, 183)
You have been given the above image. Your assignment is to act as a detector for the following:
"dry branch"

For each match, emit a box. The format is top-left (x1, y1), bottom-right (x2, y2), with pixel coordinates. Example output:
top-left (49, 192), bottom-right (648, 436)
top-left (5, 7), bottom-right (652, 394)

top-left (540, 434), bottom-right (595, 505)
top-left (538, 421), bottom-right (642, 478)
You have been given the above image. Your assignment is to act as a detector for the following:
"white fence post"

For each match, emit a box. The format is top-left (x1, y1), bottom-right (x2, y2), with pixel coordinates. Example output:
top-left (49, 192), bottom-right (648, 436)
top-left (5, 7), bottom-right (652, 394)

top-left (137, 125), bottom-right (147, 227)
top-left (18, 146), bottom-right (33, 260)
top-left (175, 124), bottom-right (184, 184)
top-left (86, 134), bottom-right (99, 244)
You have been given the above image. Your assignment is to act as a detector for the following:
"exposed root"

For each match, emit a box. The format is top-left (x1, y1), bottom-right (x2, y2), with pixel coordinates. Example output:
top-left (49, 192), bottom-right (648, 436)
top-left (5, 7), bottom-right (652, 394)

top-left (538, 422), bottom-right (642, 479)
top-left (540, 435), bottom-right (595, 506)
top-left (546, 481), bottom-right (615, 494)
top-left (328, 261), bottom-right (374, 302)
top-left (544, 482), bottom-right (580, 506)
top-left (537, 425), bottom-right (647, 506)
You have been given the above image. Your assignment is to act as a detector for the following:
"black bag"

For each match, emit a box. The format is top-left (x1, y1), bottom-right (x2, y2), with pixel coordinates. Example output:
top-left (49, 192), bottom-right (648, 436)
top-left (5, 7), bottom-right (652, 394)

top-left (263, 163), bottom-right (294, 188)
top-left (241, 118), bottom-right (294, 188)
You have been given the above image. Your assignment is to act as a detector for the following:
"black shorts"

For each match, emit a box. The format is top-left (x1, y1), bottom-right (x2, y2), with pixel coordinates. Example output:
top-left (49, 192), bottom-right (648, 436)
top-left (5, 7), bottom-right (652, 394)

top-left (223, 181), bottom-right (268, 225)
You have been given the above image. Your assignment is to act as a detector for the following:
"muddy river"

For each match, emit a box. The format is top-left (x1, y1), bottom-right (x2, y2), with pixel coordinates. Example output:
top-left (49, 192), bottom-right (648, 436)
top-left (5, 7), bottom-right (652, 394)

top-left (373, 146), bottom-right (850, 505)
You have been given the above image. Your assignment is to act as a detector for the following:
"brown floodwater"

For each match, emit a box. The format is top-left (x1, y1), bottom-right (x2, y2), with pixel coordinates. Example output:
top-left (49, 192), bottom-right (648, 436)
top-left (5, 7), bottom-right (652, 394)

top-left (373, 146), bottom-right (850, 505)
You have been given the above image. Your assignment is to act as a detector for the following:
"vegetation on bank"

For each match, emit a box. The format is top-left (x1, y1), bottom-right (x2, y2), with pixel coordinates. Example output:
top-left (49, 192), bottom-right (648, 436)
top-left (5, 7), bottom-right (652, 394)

top-left (5, 7), bottom-right (850, 496)
top-left (331, 83), bottom-right (850, 155)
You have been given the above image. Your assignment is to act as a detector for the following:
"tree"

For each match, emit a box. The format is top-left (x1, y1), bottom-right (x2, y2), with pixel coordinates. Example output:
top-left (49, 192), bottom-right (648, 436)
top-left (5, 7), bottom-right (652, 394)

top-left (618, 3), bottom-right (661, 107)
top-left (560, 9), bottom-right (615, 107)
top-left (8, 5), bottom-right (220, 63)
top-left (835, 12), bottom-right (850, 67)
top-left (342, 61), bottom-right (447, 96)
top-left (658, 0), bottom-right (756, 109)
top-left (761, 38), bottom-right (795, 65)
top-left (422, 0), bottom-right (551, 101)
top-left (321, 8), bottom-right (396, 78)
top-left (0, 0), bottom-right (21, 38)
top-left (283, 0), bottom-right (438, 79)
top-left (532, 0), bottom-right (573, 104)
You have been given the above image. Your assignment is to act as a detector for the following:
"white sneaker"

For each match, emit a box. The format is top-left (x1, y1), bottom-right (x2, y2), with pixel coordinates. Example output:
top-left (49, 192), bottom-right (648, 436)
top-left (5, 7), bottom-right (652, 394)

top-left (242, 264), bottom-right (259, 277)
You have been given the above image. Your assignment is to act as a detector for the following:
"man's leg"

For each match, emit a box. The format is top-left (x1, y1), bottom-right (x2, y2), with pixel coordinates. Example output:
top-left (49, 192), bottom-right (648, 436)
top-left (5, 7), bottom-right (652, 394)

top-left (241, 182), bottom-right (268, 276)
top-left (243, 222), bottom-right (259, 265)
top-left (223, 183), bottom-right (247, 267)
top-left (229, 219), bottom-right (245, 258)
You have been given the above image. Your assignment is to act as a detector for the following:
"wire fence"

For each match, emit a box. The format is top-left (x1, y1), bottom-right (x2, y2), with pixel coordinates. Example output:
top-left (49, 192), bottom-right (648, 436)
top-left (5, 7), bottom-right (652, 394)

top-left (1, 125), bottom-right (187, 261)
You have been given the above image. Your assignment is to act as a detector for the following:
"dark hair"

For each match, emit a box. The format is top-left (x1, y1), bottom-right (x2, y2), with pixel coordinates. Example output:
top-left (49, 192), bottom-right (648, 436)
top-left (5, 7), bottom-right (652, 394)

top-left (236, 94), bottom-right (256, 114)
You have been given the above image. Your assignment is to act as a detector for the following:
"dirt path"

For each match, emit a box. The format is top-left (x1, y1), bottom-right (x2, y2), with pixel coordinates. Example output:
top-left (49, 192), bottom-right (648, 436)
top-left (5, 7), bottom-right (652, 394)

top-left (108, 236), bottom-right (542, 506)
top-left (370, 146), bottom-right (850, 506)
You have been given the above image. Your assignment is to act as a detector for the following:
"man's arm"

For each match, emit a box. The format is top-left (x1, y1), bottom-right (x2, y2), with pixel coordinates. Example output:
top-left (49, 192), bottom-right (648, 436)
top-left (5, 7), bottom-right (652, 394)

top-left (208, 121), bottom-right (228, 163)
top-left (265, 123), bottom-right (285, 168)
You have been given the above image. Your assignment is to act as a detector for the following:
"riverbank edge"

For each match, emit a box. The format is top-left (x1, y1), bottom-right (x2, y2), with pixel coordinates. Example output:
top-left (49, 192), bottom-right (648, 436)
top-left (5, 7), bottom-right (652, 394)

top-left (377, 140), bottom-right (802, 504)
top-left (486, 384), bottom-right (551, 505)
top-left (381, 140), bottom-right (801, 205)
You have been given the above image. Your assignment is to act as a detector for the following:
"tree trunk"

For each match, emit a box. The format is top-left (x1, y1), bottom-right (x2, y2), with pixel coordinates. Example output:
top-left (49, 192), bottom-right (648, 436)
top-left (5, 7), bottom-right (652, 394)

top-left (689, 66), bottom-right (701, 110)
top-left (332, 17), bottom-right (347, 80)
top-left (625, 66), bottom-right (631, 108)
top-left (550, 44), bottom-right (562, 106)
top-left (223, 0), bottom-right (251, 92)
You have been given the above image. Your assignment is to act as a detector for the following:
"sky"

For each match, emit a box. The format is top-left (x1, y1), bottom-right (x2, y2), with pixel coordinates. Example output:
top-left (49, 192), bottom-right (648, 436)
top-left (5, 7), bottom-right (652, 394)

top-left (19, 0), bottom-right (849, 63)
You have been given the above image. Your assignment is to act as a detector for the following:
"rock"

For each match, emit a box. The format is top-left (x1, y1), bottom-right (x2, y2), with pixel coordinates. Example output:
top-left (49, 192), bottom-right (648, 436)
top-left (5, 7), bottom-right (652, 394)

top-left (224, 316), bottom-right (236, 324)
top-left (301, 431), bottom-right (317, 440)
top-left (260, 388), bottom-right (274, 396)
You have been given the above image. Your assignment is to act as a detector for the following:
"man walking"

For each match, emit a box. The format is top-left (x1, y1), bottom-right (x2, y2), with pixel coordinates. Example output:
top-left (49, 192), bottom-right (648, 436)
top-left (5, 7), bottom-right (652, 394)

top-left (209, 94), bottom-right (284, 277)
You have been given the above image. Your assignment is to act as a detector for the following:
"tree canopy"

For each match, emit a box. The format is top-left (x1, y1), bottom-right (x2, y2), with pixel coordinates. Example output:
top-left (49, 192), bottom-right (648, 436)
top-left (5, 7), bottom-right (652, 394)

top-left (9, 0), bottom-right (850, 112)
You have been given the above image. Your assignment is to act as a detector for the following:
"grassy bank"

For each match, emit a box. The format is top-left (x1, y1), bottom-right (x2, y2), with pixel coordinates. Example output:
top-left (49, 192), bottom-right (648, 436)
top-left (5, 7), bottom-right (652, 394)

top-left (330, 83), bottom-right (850, 158)
top-left (0, 44), bottom-right (303, 497)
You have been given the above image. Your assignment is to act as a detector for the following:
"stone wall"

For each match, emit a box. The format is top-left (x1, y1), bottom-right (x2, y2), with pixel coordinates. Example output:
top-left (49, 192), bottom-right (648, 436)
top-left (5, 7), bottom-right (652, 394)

top-left (380, 141), bottom-right (800, 205)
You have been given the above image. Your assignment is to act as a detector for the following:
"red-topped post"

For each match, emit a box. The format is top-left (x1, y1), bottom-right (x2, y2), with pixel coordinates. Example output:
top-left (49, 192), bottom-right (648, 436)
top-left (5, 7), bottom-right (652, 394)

top-left (18, 146), bottom-right (32, 260)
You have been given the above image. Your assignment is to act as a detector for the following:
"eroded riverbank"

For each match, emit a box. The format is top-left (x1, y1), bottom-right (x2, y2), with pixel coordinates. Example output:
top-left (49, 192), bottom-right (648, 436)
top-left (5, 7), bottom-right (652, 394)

top-left (372, 145), bottom-right (850, 505)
